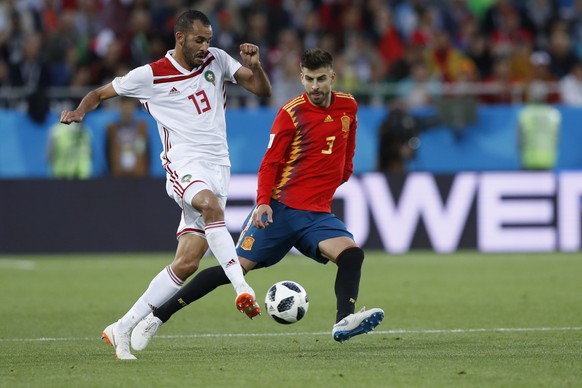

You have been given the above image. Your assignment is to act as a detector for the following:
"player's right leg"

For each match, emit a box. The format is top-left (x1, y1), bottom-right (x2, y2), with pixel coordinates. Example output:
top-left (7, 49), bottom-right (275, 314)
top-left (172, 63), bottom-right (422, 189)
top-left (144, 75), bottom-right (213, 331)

top-left (132, 257), bottom-right (259, 351)
top-left (102, 235), bottom-right (207, 359)
top-left (102, 321), bottom-right (136, 360)
top-left (101, 264), bottom-right (184, 360)
top-left (131, 264), bottom-right (234, 351)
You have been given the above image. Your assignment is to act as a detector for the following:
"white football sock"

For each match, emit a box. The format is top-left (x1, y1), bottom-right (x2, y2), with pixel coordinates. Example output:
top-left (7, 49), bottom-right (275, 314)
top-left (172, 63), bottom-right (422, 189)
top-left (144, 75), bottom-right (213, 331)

top-left (116, 265), bottom-right (183, 333)
top-left (204, 221), bottom-right (252, 295)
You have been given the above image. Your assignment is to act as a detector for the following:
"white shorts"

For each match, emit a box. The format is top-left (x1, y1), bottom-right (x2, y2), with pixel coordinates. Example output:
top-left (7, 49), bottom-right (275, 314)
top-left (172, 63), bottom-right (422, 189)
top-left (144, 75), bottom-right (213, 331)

top-left (165, 160), bottom-right (230, 239)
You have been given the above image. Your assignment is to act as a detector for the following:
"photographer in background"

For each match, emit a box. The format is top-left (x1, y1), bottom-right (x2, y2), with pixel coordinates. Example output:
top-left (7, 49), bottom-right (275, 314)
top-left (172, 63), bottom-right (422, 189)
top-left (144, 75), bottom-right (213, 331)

top-left (377, 100), bottom-right (438, 174)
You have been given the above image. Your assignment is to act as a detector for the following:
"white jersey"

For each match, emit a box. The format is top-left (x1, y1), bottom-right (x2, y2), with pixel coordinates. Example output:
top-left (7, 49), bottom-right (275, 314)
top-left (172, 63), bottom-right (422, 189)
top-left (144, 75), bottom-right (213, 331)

top-left (111, 48), bottom-right (242, 171)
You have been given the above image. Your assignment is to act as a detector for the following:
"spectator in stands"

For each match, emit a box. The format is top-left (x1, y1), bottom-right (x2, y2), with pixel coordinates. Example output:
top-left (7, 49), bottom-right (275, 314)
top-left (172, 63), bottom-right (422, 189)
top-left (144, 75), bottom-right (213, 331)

top-left (488, 5), bottom-right (534, 57)
top-left (88, 29), bottom-right (126, 86)
top-left (559, 60), bottom-right (582, 105)
top-left (509, 38), bottom-right (536, 83)
top-left (2, 0), bottom-right (582, 109)
top-left (523, 0), bottom-right (560, 48)
top-left (482, 0), bottom-right (530, 37)
top-left (69, 0), bottom-right (103, 41)
top-left (268, 28), bottom-right (304, 108)
top-left (283, 0), bottom-right (315, 31)
top-left (465, 32), bottom-right (494, 79)
top-left (392, 0), bottom-right (422, 42)
top-left (546, 27), bottom-right (579, 78)
top-left (424, 30), bottom-right (475, 83)
top-left (0, 58), bottom-right (11, 107)
top-left (410, 6), bottom-right (439, 48)
top-left (106, 96), bottom-right (149, 178)
top-left (118, 8), bottom-right (153, 67)
top-left (441, 0), bottom-right (476, 43)
top-left (370, 3), bottom-right (404, 74)
top-left (10, 33), bottom-right (50, 90)
top-left (299, 9), bottom-right (323, 50)
top-left (214, 9), bottom-right (242, 58)
top-left (9, 32), bottom-right (51, 123)
top-left (562, 0), bottom-right (582, 59)
top-left (386, 43), bottom-right (425, 83)
top-left (480, 55), bottom-right (520, 104)
top-left (342, 32), bottom-right (385, 87)
top-left (239, 8), bottom-right (270, 75)
top-left (451, 13), bottom-right (479, 52)
top-left (396, 61), bottom-right (442, 108)
top-left (524, 50), bottom-right (561, 103)
top-left (0, 2), bottom-right (36, 64)
top-left (336, 2), bottom-right (365, 52)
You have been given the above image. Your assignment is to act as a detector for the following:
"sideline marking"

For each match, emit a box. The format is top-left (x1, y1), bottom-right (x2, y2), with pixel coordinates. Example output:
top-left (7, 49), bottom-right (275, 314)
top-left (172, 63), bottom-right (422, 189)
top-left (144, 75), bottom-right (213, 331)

top-left (2, 326), bottom-right (582, 342)
top-left (0, 260), bottom-right (35, 270)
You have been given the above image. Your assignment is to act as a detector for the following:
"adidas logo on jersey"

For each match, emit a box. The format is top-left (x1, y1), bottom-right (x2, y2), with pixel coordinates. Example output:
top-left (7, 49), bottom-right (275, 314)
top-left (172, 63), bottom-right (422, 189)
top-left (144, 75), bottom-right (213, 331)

top-left (168, 87), bottom-right (180, 95)
top-left (324, 115), bottom-right (334, 122)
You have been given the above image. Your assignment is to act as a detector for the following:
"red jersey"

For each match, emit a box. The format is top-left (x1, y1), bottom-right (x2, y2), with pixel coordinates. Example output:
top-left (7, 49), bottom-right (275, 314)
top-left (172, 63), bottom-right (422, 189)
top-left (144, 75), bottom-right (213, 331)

top-left (256, 91), bottom-right (358, 213)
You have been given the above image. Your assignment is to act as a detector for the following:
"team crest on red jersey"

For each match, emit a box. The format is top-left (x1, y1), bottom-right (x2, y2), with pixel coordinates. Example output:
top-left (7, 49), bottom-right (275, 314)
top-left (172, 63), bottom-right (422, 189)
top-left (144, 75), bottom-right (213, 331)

top-left (341, 115), bottom-right (350, 138)
top-left (204, 71), bottom-right (216, 86)
top-left (240, 236), bottom-right (255, 250)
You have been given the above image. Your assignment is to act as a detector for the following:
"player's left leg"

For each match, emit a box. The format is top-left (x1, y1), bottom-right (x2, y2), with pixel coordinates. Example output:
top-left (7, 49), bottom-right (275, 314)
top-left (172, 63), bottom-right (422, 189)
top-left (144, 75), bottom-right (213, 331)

top-left (131, 258), bottom-right (258, 351)
top-left (319, 237), bottom-right (363, 321)
top-left (182, 165), bottom-right (259, 317)
top-left (132, 202), bottom-right (293, 352)
top-left (321, 240), bottom-right (384, 343)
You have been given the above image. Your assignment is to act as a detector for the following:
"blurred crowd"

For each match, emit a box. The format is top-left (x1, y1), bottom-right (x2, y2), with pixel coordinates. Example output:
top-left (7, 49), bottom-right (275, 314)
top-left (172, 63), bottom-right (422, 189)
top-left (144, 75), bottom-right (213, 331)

top-left (1, 0), bottom-right (582, 113)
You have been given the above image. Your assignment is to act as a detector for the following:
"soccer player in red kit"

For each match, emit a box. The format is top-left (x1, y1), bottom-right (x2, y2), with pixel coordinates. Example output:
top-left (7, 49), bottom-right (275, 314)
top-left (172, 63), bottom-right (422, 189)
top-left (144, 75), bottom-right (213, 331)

top-left (131, 48), bottom-right (384, 350)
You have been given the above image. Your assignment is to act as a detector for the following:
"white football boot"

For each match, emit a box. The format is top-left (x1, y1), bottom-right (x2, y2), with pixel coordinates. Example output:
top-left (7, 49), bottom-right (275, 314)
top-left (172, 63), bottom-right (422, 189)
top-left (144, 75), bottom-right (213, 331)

top-left (131, 313), bottom-right (163, 351)
top-left (102, 321), bottom-right (137, 360)
top-left (332, 307), bottom-right (385, 343)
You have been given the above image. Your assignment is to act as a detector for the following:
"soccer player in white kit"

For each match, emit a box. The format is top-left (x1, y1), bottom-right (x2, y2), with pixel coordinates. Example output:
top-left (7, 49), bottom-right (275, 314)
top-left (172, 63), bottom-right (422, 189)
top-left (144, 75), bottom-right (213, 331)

top-left (60, 10), bottom-right (272, 360)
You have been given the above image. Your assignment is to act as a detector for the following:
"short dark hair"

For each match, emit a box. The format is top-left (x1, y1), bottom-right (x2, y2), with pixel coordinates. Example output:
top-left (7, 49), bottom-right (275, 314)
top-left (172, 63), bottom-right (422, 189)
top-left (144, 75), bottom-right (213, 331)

top-left (174, 10), bottom-right (211, 34)
top-left (300, 48), bottom-right (333, 71)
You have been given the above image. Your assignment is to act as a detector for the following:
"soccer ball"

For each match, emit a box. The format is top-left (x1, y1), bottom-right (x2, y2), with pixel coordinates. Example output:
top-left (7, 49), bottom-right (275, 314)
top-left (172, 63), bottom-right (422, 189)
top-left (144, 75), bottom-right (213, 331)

top-left (264, 281), bottom-right (309, 324)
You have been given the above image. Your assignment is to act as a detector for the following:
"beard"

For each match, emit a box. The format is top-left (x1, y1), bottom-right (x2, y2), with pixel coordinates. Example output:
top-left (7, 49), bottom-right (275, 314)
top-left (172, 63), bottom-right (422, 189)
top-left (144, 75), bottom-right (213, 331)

top-left (308, 90), bottom-right (329, 106)
top-left (182, 45), bottom-right (204, 70)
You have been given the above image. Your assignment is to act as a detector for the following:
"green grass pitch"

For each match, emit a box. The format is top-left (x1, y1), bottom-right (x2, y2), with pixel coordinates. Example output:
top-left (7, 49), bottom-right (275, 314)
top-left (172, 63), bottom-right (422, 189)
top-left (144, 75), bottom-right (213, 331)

top-left (0, 251), bottom-right (581, 387)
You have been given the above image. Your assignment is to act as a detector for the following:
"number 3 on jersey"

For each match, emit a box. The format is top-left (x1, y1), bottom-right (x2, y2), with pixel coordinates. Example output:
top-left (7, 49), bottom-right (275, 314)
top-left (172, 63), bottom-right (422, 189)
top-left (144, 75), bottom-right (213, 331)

top-left (321, 136), bottom-right (335, 154)
top-left (188, 91), bottom-right (211, 114)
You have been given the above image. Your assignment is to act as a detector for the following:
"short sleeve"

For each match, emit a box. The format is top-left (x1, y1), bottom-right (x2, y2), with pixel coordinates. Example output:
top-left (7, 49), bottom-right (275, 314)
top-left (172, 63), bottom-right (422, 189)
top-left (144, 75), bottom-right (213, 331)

top-left (111, 65), bottom-right (153, 100)
top-left (209, 47), bottom-right (242, 84)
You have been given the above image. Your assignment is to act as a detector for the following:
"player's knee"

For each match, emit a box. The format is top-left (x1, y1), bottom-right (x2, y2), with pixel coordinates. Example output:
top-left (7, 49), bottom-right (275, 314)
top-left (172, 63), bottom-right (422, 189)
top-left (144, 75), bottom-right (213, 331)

top-left (204, 206), bottom-right (224, 223)
top-left (191, 191), bottom-right (223, 220)
top-left (171, 253), bottom-right (201, 280)
top-left (336, 246), bottom-right (364, 265)
top-left (200, 198), bottom-right (224, 223)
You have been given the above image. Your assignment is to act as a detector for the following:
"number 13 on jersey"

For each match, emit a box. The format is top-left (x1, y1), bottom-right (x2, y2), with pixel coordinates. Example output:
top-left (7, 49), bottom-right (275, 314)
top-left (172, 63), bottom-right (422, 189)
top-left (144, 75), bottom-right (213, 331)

top-left (188, 91), bottom-right (211, 114)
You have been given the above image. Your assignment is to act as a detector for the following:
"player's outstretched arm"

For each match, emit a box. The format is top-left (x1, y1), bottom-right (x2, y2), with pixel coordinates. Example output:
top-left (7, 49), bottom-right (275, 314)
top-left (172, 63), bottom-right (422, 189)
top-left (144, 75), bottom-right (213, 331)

top-left (60, 83), bottom-right (118, 124)
top-left (235, 43), bottom-right (272, 98)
